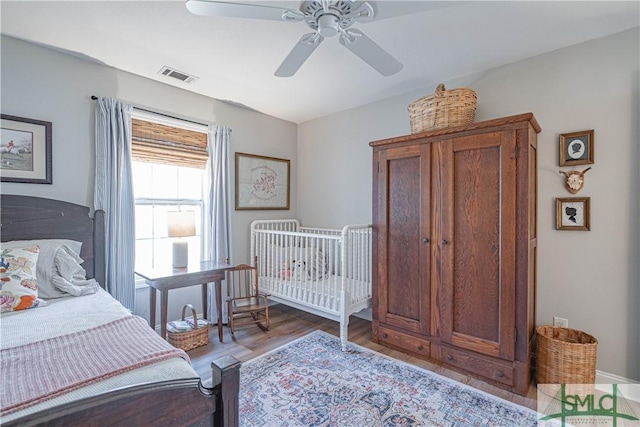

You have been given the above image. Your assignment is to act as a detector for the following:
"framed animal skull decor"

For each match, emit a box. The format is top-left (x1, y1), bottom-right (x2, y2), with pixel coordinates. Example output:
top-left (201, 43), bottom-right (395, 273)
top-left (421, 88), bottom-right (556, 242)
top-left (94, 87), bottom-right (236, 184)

top-left (559, 167), bottom-right (591, 194)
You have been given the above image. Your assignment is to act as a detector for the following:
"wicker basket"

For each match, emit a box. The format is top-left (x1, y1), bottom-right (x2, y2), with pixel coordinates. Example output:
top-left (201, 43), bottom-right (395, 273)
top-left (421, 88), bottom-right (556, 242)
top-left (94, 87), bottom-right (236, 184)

top-left (167, 304), bottom-right (209, 351)
top-left (407, 83), bottom-right (477, 133)
top-left (536, 325), bottom-right (598, 384)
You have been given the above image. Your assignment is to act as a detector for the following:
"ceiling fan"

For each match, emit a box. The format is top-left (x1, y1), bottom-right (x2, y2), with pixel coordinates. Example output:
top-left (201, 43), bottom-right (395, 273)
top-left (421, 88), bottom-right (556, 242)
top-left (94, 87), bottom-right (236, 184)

top-left (185, 0), bottom-right (403, 77)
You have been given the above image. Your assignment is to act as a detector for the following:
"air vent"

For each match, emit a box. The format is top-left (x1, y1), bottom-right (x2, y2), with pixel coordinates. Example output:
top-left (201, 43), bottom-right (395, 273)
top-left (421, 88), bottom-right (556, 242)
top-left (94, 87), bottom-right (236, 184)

top-left (157, 66), bottom-right (199, 84)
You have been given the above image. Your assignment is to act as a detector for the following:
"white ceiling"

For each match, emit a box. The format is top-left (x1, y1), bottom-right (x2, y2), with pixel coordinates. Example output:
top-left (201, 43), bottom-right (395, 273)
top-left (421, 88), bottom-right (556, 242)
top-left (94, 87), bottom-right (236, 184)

top-left (1, 1), bottom-right (638, 124)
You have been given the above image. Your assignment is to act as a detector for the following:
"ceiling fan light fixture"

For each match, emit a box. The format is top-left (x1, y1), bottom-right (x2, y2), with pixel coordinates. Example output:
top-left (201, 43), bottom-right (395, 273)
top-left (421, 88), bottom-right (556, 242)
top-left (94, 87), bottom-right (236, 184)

top-left (317, 14), bottom-right (340, 37)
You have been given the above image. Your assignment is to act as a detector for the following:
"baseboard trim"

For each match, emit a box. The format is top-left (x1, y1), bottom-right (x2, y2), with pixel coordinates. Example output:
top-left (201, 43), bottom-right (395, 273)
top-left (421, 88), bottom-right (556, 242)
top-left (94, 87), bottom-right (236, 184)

top-left (595, 370), bottom-right (640, 402)
top-left (596, 370), bottom-right (639, 384)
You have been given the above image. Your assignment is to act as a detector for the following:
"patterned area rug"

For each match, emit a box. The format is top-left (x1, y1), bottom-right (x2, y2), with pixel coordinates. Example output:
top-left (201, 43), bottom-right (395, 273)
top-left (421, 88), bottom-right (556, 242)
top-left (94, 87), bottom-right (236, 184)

top-left (239, 331), bottom-right (539, 426)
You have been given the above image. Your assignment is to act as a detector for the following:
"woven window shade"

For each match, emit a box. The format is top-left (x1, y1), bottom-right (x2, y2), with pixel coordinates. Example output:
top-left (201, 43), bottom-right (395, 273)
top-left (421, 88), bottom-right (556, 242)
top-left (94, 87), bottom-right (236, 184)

top-left (131, 118), bottom-right (208, 169)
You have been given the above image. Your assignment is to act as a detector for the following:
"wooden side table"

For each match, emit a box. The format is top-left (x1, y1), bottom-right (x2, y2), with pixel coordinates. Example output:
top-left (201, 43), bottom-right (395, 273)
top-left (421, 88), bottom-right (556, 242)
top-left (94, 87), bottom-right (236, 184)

top-left (136, 261), bottom-right (232, 342)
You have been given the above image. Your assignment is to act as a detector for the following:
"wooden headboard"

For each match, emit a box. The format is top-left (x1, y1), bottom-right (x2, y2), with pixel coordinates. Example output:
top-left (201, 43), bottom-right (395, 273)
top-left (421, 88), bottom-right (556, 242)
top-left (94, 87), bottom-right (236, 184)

top-left (0, 195), bottom-right (106, 287)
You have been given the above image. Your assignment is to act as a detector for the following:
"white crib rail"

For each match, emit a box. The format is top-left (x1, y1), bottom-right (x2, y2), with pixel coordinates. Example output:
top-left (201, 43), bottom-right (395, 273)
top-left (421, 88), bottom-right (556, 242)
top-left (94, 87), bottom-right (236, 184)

top-left (251, 219), bottom-right (300, 232)
top-left (299, 226), bottom-right (341, 237)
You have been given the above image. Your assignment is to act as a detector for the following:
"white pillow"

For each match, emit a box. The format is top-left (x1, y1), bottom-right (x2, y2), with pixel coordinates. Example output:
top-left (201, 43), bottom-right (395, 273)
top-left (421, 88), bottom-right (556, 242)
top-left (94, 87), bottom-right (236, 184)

top-left (307, 247), bottom-right (330, 279)
top-left (0, 239), bottom-right (83, 299)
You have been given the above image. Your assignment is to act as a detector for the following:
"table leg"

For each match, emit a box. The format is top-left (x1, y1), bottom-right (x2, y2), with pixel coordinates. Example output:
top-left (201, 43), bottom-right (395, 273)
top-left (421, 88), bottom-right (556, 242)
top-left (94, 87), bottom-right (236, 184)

top-left (201, 283), bottom-right (208, 320)
top-left (215, 279), bottom-right (223, 342)
top-left (160, 290), bottom-right (168, 339)
top-left (149, 286), bottom-right (156, 333)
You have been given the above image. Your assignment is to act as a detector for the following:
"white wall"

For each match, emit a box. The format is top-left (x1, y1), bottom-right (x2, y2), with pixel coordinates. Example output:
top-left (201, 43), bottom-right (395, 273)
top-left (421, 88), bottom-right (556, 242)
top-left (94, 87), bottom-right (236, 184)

top-left (297, 28), bottom-right (640, 381)
top-left (1, 35), bottom-right (298, 324)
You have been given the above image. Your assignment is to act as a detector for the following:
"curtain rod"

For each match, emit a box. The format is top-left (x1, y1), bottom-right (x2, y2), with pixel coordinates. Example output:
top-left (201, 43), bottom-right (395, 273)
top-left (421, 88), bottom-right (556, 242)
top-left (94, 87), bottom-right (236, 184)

top-left (90, 95), bottom-right (214, 129)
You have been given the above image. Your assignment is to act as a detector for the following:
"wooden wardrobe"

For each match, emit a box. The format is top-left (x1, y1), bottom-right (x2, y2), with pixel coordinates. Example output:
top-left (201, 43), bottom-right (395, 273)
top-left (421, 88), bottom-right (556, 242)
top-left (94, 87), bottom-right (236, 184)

top-left (370, 113), bottom-right (540, 396)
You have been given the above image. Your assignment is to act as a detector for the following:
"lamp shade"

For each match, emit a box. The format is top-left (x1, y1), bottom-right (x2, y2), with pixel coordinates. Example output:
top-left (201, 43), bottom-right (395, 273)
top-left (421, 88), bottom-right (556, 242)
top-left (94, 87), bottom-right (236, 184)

top-left (167, 210), bottom-right (195, 238)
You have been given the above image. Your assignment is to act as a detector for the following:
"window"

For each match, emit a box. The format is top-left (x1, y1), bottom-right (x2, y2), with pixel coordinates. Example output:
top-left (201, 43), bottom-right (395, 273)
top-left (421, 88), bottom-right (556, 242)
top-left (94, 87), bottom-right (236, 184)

top-left (133, 161), bottom-right (204, 268)
top-left (131, 113), bottom-right (208, 270)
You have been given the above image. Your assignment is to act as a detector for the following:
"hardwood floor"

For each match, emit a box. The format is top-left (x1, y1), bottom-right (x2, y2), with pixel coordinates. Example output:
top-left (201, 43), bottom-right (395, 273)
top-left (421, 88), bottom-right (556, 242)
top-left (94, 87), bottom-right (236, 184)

top-left (188, 304), bottom-right (538, 411)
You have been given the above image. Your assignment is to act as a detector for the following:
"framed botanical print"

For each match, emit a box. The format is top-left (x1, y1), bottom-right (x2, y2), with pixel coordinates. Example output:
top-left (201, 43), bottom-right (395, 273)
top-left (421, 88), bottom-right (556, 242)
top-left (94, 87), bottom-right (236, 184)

top-left (556, 197), bottom-right (590, 231)
top-left (1, 114), bottom-right (52, 184)
top-left (235, 152), bottom-right (290, 210)
top-left (559, 129), bottom-right (594, 166)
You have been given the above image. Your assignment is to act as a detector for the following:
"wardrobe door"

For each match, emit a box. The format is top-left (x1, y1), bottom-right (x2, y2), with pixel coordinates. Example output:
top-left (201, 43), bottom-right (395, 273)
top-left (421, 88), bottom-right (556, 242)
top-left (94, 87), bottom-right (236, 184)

top-left (438, 131), bottom-right (517, 361)
top-left (375, 144), bottom-right (432, 337)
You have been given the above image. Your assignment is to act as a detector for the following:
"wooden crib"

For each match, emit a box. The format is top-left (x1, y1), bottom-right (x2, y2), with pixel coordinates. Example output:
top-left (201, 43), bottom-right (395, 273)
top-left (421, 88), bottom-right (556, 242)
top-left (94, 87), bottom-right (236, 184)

top-left (250, 220), bottom-right (372, 350)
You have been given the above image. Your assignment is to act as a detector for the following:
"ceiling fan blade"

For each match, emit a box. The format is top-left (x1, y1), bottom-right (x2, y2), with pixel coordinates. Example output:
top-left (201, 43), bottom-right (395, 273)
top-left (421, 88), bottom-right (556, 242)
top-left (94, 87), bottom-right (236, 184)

top-left (185, 0), bottom-right (302, 21)
top-left (275, 33), bottom-right (324, 77)
top-left (339, 29), bottom-right (403, 76)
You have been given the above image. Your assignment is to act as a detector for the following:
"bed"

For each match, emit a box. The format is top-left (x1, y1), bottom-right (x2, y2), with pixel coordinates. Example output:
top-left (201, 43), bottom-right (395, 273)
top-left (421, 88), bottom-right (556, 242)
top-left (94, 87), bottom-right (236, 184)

top-left (0, 195), bottom-right (240, 427)
top-left (250, 219), bottom-right (372, 351)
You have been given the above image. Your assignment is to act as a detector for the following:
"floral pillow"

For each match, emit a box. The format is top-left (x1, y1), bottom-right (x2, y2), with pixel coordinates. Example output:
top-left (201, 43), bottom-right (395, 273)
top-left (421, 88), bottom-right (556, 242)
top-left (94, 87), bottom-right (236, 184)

top-left (1, 239), bottom-right (82, 299)
top-left (0, 246), bottom-right (43, 312)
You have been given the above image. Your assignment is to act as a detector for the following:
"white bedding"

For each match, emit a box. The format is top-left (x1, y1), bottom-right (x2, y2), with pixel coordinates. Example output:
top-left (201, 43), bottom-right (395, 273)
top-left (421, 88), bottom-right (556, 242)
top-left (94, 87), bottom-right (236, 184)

top-left (0, 288), bottom-right (197, 422)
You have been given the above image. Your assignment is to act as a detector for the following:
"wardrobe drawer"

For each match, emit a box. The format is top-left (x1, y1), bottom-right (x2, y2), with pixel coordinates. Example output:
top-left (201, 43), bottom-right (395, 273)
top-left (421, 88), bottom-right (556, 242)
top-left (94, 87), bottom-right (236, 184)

top-left (377, 325), bottom-right (431, 358)
top-left (441, 346), bottom-right (514, 386)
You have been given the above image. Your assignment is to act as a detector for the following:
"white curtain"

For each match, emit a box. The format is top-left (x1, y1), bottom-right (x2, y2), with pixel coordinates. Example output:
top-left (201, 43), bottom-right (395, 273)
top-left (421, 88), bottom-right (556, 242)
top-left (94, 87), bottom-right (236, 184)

top-left (94, 97), bottom-right (136, 311)
top-left (203, 125), bottom-right (232, 323)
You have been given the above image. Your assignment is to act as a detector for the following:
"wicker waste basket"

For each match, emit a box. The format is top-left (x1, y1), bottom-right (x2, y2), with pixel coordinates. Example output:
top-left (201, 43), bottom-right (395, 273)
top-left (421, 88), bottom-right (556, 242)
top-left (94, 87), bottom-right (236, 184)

top-left (167, 304), bottom-right (209, 351)
top-left (536, 325), bottom-right (598, 384)
top-left (407, 83), bottom-right (477, 133)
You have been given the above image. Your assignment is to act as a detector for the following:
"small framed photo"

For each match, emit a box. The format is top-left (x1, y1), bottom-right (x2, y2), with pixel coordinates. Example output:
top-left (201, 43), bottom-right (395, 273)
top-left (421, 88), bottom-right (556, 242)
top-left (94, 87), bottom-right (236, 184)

top-left (235, 152), bottom-right (290, 210)
top-left (559, 129), bottom-right (594, 166)
top-left (556, 197), bottom-right (590, 231)
top-left (1, 114), bottom-right (52, 184)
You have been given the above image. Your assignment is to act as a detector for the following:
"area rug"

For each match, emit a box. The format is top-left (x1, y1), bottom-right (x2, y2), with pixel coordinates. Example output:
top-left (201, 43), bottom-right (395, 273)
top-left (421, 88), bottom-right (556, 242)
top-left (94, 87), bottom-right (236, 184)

top-left (239, 330), bottom-right (539, 426)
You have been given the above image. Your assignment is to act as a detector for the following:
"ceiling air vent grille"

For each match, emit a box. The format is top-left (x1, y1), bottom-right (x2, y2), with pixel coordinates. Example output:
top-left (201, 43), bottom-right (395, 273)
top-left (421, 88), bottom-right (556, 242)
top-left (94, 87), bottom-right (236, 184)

top-left (157, 66), bottom-right (199, 84)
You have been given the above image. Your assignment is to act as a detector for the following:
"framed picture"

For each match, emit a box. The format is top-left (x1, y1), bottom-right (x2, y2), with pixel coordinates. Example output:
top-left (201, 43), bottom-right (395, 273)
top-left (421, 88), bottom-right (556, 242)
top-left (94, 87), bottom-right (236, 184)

top-left (235, 152), bottom-right (290, 210)
top-left (556, 197), bottom-right (590, 231)
top-left (559, 129), bottom-right (594, 166)
top-left (1, 114), bottom-right (52, 184)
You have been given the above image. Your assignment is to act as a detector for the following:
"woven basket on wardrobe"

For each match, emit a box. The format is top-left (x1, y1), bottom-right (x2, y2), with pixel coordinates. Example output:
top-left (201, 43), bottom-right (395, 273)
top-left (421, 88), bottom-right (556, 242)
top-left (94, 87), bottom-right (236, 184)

top-left (407, 83), bottom-right (477, 133)
top-left (536, 325), bottom-right (598, 384)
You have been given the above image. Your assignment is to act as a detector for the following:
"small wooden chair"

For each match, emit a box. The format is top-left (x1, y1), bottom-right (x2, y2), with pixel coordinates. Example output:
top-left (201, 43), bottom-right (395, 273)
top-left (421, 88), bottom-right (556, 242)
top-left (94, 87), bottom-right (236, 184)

top-left (224, 260), bottom-right (269, 335)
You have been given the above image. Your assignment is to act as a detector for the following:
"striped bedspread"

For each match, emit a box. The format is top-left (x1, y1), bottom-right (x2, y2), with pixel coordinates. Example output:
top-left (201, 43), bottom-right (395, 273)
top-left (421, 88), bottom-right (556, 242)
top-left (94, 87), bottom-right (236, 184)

top-left (1, 315), bottom-right (189, 415)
